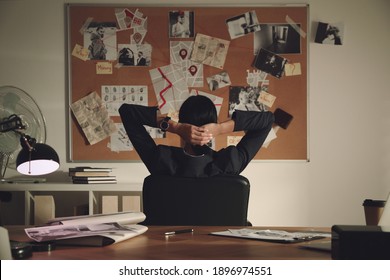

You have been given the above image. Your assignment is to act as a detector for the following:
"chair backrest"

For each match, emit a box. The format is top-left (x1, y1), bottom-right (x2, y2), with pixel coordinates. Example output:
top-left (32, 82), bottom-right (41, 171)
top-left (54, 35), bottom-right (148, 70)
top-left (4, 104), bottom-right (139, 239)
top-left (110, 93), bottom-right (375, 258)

top-left (142, 174), bottom-right (250, 226)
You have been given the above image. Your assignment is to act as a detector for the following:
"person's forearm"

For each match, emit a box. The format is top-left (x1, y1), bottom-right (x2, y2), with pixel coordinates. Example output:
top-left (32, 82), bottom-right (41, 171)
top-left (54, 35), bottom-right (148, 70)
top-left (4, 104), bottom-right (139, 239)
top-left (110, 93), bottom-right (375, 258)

top-left (216, 119), bottom-right (235, 135)
top-left (156, 115), bottom-right (182, 136)
top-left (166, 119), bottom-right (179, 134)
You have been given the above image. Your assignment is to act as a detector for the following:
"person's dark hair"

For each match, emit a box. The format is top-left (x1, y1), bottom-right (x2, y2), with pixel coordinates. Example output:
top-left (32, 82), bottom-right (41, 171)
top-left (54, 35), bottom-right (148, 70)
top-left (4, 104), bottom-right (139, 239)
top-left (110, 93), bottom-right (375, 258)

top-left (179, 95), bottom-right (217, 126)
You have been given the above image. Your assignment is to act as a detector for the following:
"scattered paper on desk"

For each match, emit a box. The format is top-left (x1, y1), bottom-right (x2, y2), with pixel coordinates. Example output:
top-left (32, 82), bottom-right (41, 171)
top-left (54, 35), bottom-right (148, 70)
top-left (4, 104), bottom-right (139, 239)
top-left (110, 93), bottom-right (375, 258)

top-left (24, 211), bottom-right (147, 246)
top-left (211, 228), bottom-right (330, 243)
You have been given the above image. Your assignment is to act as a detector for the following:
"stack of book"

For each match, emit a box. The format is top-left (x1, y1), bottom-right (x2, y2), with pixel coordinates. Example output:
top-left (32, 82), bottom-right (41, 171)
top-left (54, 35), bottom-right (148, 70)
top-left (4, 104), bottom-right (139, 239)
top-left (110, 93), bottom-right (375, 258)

top-left (69, 167), bottom-right (117, 184)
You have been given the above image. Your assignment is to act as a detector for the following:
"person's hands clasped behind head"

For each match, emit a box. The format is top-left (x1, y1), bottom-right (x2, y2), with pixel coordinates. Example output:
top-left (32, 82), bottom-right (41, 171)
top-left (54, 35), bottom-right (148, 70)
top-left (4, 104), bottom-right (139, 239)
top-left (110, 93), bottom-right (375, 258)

top-left (177, 95), bottom-right (218, 154)
top-left (175, 123), bottom-right (213, 146)
top-left (119, 93), bottom-right (274, 177)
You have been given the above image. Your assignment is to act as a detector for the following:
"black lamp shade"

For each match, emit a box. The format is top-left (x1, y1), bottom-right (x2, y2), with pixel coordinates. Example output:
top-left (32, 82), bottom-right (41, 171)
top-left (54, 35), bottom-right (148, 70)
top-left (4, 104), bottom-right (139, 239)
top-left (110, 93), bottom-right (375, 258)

top-left (16, 143), bottom-right (60, 176)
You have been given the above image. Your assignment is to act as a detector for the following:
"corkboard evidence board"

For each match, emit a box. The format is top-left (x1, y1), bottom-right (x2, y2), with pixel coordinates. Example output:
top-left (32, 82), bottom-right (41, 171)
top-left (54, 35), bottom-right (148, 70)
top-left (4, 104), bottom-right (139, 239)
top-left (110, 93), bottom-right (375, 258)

top-left (66, 4), bottom-right (308, 162)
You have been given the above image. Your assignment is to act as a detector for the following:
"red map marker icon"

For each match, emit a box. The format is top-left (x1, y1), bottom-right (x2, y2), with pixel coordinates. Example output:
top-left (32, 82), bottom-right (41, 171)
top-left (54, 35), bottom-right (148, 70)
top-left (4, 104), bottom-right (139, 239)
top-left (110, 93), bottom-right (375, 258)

top-left (179, 49), bottom-right (188, 60)
top-left (188, 65), bottom-right (198, 76)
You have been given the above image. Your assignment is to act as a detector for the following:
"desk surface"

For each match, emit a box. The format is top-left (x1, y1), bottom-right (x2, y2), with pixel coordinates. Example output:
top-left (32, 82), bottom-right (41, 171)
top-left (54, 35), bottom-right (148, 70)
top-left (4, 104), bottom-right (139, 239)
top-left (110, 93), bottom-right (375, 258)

top-left (7, 226), bottom-right (331, 260)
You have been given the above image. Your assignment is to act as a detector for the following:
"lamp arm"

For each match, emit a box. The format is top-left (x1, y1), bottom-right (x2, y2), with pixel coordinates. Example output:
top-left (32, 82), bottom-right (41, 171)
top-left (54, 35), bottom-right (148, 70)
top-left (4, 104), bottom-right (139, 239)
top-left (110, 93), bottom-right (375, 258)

top-left (0, 114), bottom-right (26, 133)
top-left (19, 134), bottom-right (36, 152)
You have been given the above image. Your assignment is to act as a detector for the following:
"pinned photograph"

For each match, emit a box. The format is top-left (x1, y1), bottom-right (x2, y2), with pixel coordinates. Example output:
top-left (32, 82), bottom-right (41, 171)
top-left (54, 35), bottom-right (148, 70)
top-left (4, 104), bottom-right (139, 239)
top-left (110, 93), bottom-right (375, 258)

top-left (226, 10), bottom-right (261, 39)
top-left (254, 24), bottom-right (301, 54)
top-left (228, 86), bottom-right (267, 117)
top-left (83, 22), bottom-right (117, 61)
top-left (135, 44), bottom-right (152, 66)
top-left (118, 44), bottom-right (137, 66)
top-left (169, 10), bottom-right (194, 38)
top-left (315, 22), bottom-right (344, 45)
top-left (253, 48), bottom-right (287, 79)
top-left (207, 71), bottom-right (231, 91)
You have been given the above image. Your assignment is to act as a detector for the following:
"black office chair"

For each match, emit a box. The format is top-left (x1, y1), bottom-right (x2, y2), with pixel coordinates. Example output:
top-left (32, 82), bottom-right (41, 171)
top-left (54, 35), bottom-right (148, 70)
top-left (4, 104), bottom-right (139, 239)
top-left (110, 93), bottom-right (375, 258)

top-left (142, 174), bottom-right (250, 226)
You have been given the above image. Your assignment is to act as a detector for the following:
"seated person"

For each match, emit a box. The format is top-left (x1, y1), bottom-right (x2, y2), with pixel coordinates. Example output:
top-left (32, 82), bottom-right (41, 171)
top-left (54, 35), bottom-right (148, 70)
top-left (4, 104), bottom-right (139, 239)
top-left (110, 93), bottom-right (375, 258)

top-left (119, 95), bottom-right (274, 177)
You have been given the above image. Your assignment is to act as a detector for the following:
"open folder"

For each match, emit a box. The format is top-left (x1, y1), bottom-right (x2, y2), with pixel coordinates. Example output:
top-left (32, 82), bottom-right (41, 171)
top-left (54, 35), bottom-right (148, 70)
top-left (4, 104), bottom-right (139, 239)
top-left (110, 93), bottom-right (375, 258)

top-left (211, 228), bottom-right (331, 243)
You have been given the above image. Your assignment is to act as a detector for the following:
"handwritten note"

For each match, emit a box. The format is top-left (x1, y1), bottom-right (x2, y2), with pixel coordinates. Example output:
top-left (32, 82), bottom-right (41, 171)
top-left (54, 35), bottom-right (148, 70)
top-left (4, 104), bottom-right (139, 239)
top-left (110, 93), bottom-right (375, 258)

top-left (284, 63), bottom-right (302, 76)
top-left (96, 62), bottom-right (113, 74)
top-left (258, 91), bottom-right (276, 108)
top-left (72, 44), bottom-right (89, 61)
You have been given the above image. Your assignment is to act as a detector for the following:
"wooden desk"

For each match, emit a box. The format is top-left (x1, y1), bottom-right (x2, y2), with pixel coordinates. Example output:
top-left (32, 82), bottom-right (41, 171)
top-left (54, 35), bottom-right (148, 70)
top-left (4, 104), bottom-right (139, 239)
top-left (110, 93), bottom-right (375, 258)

top-left (6, 226), bottom-right (331, 260)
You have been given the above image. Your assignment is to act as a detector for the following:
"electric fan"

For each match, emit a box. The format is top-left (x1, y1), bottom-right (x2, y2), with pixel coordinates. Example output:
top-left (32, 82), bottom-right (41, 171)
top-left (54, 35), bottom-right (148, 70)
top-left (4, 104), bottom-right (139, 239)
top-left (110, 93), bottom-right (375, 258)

top-left (0, 86), bottom-right (47, 179)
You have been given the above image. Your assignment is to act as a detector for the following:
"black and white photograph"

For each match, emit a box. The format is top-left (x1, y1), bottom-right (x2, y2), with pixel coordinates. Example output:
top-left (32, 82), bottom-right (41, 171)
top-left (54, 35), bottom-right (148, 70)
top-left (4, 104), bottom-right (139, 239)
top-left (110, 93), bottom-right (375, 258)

top-left (83, 22), bottom-right (117, 61)
top-left (135, 44), bottom-right (152, 66)
top-left (254, 24), bottom-right (301, 54)
top-left (118, 44), bottom-right (137, 66)
top-left (228, 86), bottom-right (267, 117)
top-left (253, 48), bottom-right (287, 79)
top-left (169, 10), bottom-right (194, 38)
top-left (226, 10), bottom-right (261, 39)
top-left (314, 21), bottom-right (343, 45)
top-left (117, 44), bottom-right (152, 67)
top-left (207, 71), bottom-right (231, 91)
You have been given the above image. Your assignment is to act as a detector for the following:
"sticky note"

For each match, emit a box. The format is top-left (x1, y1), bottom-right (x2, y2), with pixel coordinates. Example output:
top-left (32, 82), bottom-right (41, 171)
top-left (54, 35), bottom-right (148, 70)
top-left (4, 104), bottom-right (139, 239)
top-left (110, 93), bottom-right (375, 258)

top-left (72, 44), bottom-right (89, 61)
top-left (284, 63), bottom-right (302, 76)
top-left (96, 62), bottom-right (113, 74)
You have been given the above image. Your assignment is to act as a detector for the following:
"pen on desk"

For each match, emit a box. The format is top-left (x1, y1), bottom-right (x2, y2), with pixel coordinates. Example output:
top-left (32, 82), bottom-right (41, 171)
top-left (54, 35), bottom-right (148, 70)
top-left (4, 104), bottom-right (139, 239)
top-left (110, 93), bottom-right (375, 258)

top-left (165, 229), bottom-right (194, 235)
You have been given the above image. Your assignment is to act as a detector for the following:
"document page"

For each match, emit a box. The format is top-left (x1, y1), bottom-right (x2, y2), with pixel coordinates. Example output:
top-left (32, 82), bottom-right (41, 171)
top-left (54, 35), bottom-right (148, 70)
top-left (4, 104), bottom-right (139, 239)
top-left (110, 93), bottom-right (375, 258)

top-left (211, 228), bottom-right (331, 243)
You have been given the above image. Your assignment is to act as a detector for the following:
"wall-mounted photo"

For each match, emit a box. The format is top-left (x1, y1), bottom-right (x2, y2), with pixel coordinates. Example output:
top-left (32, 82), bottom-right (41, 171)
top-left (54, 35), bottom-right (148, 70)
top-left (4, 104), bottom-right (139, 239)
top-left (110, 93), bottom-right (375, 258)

top-left (253, 48), bottom-right (287, 79)
top-left (314, 22), bottom-right (343, 45)
top-left (169, 10), bottom-right (195, 38)
top-left (254, 24), bottom-right (301, 54)
top-left (226, 10), bottom-right (261, 39)
top-left (228, 86), bottom-right (267, 117)
top-left (118, 45), bottom-right (137, 66)
top-left (207, 71), bottom-right (231, 91)
top-left (83, 22), bottom-right (117, 60)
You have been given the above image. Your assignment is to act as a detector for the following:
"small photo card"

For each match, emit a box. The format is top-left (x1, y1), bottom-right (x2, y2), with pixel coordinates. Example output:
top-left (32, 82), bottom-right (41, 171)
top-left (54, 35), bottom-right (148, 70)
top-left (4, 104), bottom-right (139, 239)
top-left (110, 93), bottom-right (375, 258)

top-left (314, 22), bottom-right (344, 45)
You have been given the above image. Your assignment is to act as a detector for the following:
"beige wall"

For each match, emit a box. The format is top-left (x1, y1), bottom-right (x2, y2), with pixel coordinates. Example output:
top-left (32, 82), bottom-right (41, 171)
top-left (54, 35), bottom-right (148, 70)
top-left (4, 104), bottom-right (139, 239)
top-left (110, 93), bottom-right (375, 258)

top-left (1, 0), bottom-right (389, 226)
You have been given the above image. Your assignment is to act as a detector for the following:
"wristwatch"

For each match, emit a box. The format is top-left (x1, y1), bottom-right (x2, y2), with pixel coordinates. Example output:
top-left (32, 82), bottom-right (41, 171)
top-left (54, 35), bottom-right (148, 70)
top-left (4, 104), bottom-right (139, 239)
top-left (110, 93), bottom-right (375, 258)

top-left (159, 116), bottom-right (171, 132)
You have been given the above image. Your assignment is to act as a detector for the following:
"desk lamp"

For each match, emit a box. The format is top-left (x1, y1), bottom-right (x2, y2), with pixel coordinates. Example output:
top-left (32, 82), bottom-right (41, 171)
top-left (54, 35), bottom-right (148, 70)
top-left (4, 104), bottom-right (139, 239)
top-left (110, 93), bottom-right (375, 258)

top-left (16, 134), bottom-right (60, 176)
top-left (0, 114), bottom-right (60, 179)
